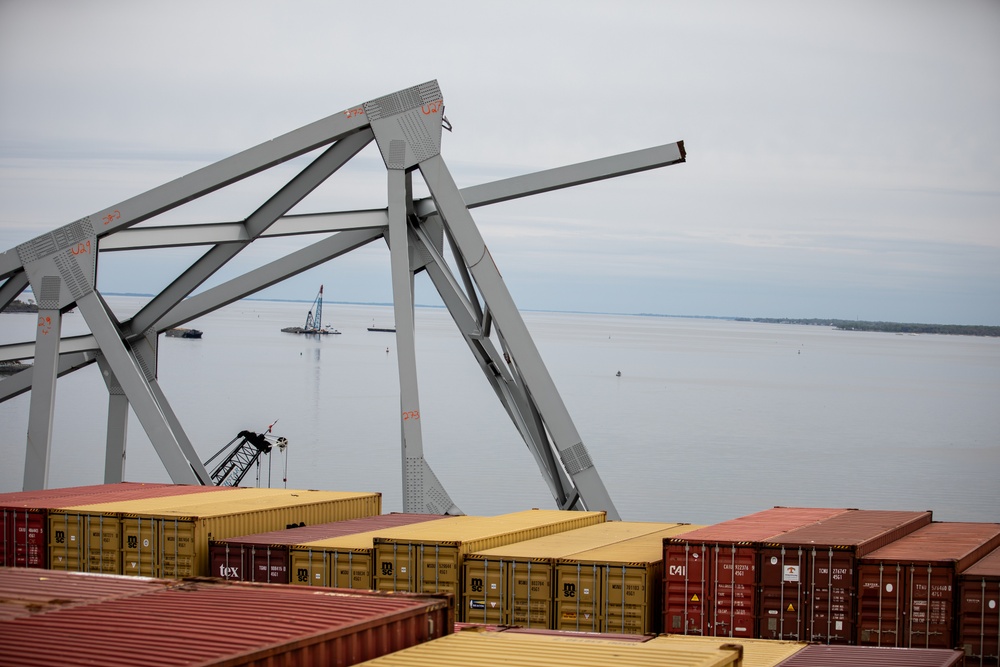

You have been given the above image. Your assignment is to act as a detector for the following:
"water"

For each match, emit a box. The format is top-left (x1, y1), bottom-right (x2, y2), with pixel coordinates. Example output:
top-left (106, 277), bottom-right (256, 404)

top-left (1, 297), bottom-right (998, 525)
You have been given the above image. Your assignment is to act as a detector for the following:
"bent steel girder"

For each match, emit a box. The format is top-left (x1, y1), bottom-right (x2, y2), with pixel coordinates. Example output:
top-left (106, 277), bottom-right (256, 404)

top-left (0, 80), bottom-right (685, 517)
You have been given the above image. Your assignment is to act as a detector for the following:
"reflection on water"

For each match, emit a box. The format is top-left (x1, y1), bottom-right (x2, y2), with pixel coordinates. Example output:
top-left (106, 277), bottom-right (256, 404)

top-left (1, 298), bottom-right (997, 525)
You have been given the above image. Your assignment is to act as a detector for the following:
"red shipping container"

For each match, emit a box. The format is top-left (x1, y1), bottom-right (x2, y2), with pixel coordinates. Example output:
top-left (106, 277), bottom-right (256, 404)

top-left (958, 544), bottom-right (1000, 665)
top-left (0, 575), bottom-right (453, 666)
top-left (2, 483), bottom-right (232, 569)
top-left (663, 506), bottom-right (848, 638)
top-left (209, 513), bottom-right (444, 583)
top-left (858, 521), bottom-right (1000, 649)
top-left (758, 509), bottom-right (932, 644)
top-left (774, 644), bottom-right (965, 666)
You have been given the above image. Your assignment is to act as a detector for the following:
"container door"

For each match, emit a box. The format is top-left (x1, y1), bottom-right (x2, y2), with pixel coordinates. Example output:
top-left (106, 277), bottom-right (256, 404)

top-left (907, 563), bottom-right (957, 649)
top-left (664, 542), bottom-right (710, 635)
top-left (122, 516), bottom-right (158, 577)
top-left (374, 541), bottom-right (416, 593)
top-left (211, 543), bottom-right (247, 581)
top-left (556, 562), bottom-right (601, 632)
top-left (8, 509), bottom-right (47, 568)
top-left (712, 545), bottom-right (758, 638)
top-left (759, 546), bottom-right (807, 640)
top-left (330, 550), bottom-right (372, 590)
top-left (251, 545), bottom-right (289, 583)
top-left (464, 558), bottom-right (506, 625)
top-left (159, 519), bottom-right (197, 578)
top-left (509, 560), bottom-right (552, 628)
top-left (417, 544), bottom-right (461, 599)
top-left (808, 548), bottom-right (855, 644)
top-left (48, 513), bottom-right (85, 571)
top-left (602, 564), bottom-right (655, 635)
top-left (289, 548), bottom-right (328, 586)
top-left (958, 576), bottom-right (999, 663)
top-left (857, 562), bottom-right (904, 646)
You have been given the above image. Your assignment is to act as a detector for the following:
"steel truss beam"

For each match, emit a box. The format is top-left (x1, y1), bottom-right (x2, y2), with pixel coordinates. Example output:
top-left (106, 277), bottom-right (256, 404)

top-left (0, 81), bottom-right (685, 517)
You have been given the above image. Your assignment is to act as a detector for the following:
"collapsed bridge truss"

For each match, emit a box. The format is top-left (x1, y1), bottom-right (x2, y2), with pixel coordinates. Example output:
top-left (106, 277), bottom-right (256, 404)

top-left (0, 81), bottom-right (685, 518)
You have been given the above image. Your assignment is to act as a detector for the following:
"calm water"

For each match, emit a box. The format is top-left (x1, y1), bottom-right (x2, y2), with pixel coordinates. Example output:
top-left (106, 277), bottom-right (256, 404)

top-left (1, 297), bottom-right (998, 525)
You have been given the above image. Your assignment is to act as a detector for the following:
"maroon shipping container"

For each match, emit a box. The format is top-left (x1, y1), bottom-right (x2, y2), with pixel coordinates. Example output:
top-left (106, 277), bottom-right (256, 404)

top-left (0, 566), bottom-right (172, 621)
top-left (209, 513), bottom-right (444, 583)
top-left (858, 522), bottom-right (1000, 650)
top-left (958, 544), bottom-right (1000, 666)
top-left (758, 509), bottom-right (933, 644)
top-left (663, 506), bottom-right (849, 638)
top-left (2, 483), bottom-right (233, 569)
top-left (0, 575), bottom-right (453, 667)
top-left (774, 644), bottom-right (965, 666)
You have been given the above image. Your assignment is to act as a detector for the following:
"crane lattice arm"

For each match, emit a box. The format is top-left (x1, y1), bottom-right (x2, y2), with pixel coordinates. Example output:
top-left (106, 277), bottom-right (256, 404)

top-left (203, 430), bottom-right (286, 487)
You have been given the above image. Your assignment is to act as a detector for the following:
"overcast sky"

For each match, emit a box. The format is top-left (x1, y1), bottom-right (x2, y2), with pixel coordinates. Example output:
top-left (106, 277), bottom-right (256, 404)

top-left (1, 1), bottom-right (998, 325)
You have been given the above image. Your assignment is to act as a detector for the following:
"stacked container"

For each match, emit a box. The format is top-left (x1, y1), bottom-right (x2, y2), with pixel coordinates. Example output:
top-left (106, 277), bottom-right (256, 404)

top-left (209, 513), bottom-right (443, 583)
top-left (0, 574), bottom-right (453, 667)
top-left (2, 483), bottom-right (237, 569)
top-left (349, 630), bottom-right (746, 667)
top-left (373, 510), bottom-right (606, 607)
top-left (757, 509), bottom-right (933, 644)
top-left (48, 488), bottom-right (381, 577)
top-left (773, 644), bottom-right (965, 666)
top-left (650, 634), bottom-right (809, 666)
top-left (288, 516), bottom-right (454, 589)
top-left (462, 521), bottom-right (687, 627)
top-left (857, 521), bottom-right (1000, 649)
top-left (663, 506), bottom-right (848, 638)
top-left (957, 544), bottom-right (1000, 665)
top-left (554, 524), bottom-right (703, 635)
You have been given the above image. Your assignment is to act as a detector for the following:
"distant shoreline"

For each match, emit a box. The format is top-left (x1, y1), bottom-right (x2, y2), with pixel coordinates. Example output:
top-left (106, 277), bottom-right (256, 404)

top-left (5, 295), bottom-right (997, 337)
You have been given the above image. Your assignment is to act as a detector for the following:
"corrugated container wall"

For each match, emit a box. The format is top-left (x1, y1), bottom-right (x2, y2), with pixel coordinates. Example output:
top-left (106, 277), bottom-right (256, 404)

top-left (555, 524), bottom-right (704, 635)
top-left (0, 576), bottom-right (452, 667)
top-left (857, 521), bottom-right (1000, 650)
top-left (289, 517), bottom-right (454, 590)
top-left (958, 544), bottom-right (1000, 665)
top-left (209, 513), bottom-right (442, 583)
top-left (49, 488), bottom-right (380, 577)
top-left (374, 510), bottom-right (605, 607)
top-left (664, 506), bottom-right (849, 638)
top-left (351, 630), bottom-right (746, 666)
top-left (757, 510), bottom-right (932, 644)
top-left (463, 521), bottom-right (686, 627)
top-left (2, 483), bottom-right (235, 569)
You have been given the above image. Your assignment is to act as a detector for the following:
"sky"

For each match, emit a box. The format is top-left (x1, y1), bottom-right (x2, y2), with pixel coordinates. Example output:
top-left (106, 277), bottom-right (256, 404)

top-left (1, 1), bottom-right (998, 325)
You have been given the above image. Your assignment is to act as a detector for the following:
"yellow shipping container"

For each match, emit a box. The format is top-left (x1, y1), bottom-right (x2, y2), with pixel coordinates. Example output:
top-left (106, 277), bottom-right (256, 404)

top-left (555, 524), bottom-right (704, 635)
top-left (289, 517), bottom-right (457, 588)
top-left (463, 521), bottom-right (687, 627)
top-left (120, 489), bottom-right (381, 578)
top-left (650, 635), bottom-right (810, 667)
top-left (374, 510), bottom-right (606, 606)
top-left (47, 487), bottom-right (248, 573)
top-left (353, 630), bottom-right (744, 666)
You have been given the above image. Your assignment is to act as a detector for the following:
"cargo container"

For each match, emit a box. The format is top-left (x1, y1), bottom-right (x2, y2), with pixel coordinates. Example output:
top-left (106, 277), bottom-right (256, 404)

top-left (210, 513), bottom-right (442, 583)
top-left (0, 567), bottom-right (172, 621)
top-left (555, 524), bottom-right (703, 635)
top-left (2, 483), bottom-right (232, 568)
top-left (758, 509), bottom-right (932, 644)
top-left (664, 506), bottom-right (849, 638)
top-left (46, 486), bottom-right (256, 573)
top-left (289, 517), bottom-right (454, 589)
top-left (651, 634), bottom-right (809, 667)
top-left (463, 521), bottom-right (685, 627)
top-left (374, 510), bottom-right (606, 607)
top-left (350, 629), bottom-right (746, 666)
top-left (49, 488), bottom-right (380, 577)
top-left (958, 544), bottom-right (1000, 665)
top-left (773, 644), bottom-right (965, 666)
top-left (0, 576), bottom-right (453, 667)
top-left (858, 521), bottom-right (1000, 649)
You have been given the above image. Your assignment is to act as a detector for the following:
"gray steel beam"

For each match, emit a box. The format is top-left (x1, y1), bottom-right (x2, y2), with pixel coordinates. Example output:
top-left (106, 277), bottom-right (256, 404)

top-left (419, 154), bottom-right (621, 519)
top-left (0, 273), bottom-right (30, 312)
top-left (0, 350), bottom-right (98, 402)
top-left (75, 291), bottom-right (199, 484)
top-left (22, 308), bottom-right (62, 490)
top-left (96, 353), bottom-right (128, 484)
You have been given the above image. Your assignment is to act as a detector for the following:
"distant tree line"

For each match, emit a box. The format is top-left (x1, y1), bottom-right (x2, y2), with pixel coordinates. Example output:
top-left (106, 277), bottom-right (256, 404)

top-left (1, 300), bottom-right (38, 313)
top-left (735, 317), bottom-right (1000, 337)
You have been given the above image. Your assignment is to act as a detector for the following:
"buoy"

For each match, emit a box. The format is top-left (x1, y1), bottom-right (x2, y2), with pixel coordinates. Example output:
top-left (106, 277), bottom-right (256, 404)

top-left (616, 370), bottom-right (621, 377)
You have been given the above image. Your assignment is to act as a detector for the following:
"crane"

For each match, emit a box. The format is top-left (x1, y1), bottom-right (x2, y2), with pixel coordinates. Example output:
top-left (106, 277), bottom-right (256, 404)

top-left (203, 423), bottom-right (288, 487)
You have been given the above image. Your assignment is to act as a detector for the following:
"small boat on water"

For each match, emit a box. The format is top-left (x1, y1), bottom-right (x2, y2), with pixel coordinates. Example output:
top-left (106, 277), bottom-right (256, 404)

top-left (281, 285), bottom-right (341, 335)
top-left (165, 328), bottom-right (203, 339)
